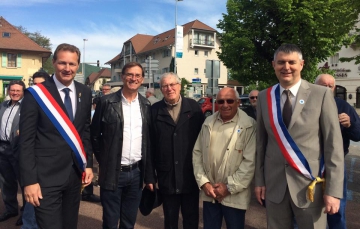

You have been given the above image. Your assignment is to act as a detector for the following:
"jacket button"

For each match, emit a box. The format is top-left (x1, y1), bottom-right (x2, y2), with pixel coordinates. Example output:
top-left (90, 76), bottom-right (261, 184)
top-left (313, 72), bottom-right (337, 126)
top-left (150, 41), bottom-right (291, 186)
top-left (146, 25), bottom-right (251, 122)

top-left (175, 161), bottom-right (178, 165)
top-left (176, 189), bottom-right (179, 193)
top-left (174, 133), bottom-right (177, 136)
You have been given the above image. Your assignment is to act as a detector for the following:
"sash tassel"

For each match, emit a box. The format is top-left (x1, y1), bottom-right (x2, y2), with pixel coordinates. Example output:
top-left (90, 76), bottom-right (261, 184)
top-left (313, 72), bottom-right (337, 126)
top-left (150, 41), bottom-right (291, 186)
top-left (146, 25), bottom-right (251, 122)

top-left (306, 177), bottom-right (325, 202)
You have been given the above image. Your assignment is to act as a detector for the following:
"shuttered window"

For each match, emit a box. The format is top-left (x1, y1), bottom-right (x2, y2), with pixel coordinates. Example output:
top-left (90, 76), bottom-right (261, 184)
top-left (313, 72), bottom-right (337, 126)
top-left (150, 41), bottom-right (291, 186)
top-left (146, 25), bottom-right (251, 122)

top-left (7, 53), bottom-right (17, 67)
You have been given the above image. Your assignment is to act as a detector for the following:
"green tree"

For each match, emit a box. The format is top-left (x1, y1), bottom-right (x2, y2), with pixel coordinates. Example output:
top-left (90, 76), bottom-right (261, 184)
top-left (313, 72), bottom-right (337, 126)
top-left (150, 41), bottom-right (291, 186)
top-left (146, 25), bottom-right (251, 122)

top-left (217, 0), bottom-right (360, 86)
top-left (16, 26), bottom-right (54, 73)
top-left (180, 78), bottom-right (190, 96)
top-left (340, 28), bottom-right (360, 65)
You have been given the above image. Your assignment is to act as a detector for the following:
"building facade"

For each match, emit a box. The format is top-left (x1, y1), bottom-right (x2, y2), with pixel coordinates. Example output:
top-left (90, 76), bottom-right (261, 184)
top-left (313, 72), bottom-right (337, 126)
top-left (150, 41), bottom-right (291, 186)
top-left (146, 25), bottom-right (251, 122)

top-left (318, 19), bottom-right (360, 107)
top-left (105, 20), bottom-right (229, 97)
top-left (0, 16), bottom-right (51, 97)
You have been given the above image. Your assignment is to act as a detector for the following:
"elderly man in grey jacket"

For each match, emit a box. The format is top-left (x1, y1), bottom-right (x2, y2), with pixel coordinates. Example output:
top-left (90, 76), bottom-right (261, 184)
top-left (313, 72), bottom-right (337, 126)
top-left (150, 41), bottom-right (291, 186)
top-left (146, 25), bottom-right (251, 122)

top-left (193, 87), bottom-right (256, 229)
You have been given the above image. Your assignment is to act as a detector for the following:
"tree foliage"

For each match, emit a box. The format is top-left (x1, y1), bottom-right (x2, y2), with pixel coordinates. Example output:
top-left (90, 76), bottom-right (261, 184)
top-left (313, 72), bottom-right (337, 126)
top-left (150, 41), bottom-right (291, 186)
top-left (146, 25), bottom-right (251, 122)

top-left (217, 0), bottom-right (360, 86)
top-left (16, 26), bottom-right (54, 73)
top-left (340, 28), bottom-right (360, 65)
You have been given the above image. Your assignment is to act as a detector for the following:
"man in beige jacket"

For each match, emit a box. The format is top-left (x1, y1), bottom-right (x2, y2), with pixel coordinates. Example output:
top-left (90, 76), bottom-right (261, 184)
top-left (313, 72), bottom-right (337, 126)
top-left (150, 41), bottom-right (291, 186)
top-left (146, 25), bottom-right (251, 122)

top-left (193, 87), bottom-right (256, 229)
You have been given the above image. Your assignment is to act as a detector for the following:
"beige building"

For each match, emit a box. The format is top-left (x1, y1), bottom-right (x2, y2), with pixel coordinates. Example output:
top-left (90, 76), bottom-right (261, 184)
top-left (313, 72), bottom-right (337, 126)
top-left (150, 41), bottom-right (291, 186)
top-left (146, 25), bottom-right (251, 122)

top-left (106, 20), bottom-right (230, 97)
top-left (318, 19), bottom-right (360, 108)
top-left (0, 16), bottom-right (51, 97)
top-left (85, 68), bottom-right (111, 91)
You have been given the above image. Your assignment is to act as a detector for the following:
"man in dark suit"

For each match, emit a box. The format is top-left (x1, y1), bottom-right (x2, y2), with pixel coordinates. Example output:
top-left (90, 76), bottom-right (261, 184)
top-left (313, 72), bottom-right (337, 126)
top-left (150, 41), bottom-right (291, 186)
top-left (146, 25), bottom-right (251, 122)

top-left (19, 43), bottom-right (94, 229)
top-left (148, 72), bottom-right (204, 229)
top-left (255, 44), bottom-right (344, 229)
top-left (243, 90), bottom-right (258, 120)
top-left (0, 80), bottom-right (25, 223)
top-left (91, 62), bottom-right (153, 229)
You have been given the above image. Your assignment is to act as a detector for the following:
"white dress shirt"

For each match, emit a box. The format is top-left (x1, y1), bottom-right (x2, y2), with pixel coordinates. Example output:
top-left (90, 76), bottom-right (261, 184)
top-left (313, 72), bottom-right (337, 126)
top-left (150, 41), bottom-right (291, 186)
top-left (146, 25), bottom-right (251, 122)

top-left (0, 100), bottom-right (22, 141)
top-left (121, 92), bottom-right (142, 165)
top-left (53, 75), bottom-right (76, 118)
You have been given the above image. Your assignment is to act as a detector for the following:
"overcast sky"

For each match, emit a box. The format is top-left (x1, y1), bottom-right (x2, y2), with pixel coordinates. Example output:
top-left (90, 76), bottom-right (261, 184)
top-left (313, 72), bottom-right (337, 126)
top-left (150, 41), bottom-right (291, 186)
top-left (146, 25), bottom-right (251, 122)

top-left (1, 0), bottom-right (227, 67)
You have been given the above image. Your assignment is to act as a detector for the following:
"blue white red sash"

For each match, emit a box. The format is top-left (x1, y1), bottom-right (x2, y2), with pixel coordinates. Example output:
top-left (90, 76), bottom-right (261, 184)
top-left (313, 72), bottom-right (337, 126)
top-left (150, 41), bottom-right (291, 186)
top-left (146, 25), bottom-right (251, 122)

top-left (28, 84), bottom-right (87, 171)
top-left (266, 84), bottom-right (325, 180)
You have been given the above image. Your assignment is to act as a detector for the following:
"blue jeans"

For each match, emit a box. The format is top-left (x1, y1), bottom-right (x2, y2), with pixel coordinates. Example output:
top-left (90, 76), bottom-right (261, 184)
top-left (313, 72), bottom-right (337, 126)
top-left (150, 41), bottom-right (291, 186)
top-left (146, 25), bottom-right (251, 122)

top-left (21, 203), bottom-right (38, 229)
top-left (327, 167), bottom-right (347, 229)
top-left (203, 201), bottom-right (246, 229)
top-left (100, 167), bottom-right (142, 229)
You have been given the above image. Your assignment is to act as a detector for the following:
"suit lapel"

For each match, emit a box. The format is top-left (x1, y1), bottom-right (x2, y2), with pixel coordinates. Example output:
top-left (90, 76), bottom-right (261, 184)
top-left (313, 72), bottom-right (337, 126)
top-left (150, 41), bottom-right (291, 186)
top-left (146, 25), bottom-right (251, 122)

top-left (175, 98), bottom-right (192, 130)
top-left (44, 77), bottom-right (68, 115)
top-left (288, 80), bottom-right (310, 129)
top-left (74, 81), bottom-right (83, 124)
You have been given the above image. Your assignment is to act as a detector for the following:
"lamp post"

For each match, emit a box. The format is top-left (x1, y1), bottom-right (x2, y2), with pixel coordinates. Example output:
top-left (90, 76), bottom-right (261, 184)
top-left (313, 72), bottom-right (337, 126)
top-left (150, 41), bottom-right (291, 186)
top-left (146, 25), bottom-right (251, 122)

top-left (174, 0), bottom-right (183, 74)
top-left (83, 39), bottom-right (88, 83)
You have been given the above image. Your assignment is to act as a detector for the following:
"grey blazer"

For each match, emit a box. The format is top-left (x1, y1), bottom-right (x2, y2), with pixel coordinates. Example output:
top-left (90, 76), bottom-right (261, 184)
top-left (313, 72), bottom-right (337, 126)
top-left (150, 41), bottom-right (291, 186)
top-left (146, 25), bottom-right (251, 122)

top-left (255, 80), bottom-right (344, 208)
top-left (0, 100), bottom-right (21, 155)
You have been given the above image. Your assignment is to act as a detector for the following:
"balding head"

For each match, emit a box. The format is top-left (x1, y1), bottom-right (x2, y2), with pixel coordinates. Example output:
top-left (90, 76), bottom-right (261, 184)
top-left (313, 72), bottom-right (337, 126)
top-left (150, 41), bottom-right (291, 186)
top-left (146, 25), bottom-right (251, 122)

top-left (216, 88), bottom-right (240, 122)
top-left (146, 88), bottom-right (155, 98)
top-left (315, 74), bottom-right (335, 92)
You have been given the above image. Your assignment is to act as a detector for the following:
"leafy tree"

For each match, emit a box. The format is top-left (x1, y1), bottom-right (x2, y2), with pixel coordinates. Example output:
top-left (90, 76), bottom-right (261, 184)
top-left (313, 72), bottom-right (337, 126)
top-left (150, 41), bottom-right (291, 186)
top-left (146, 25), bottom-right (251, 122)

top-left (16, 26), bottom-right (54, 73)
top-left (340, 28), bottom-right (360, 65)
top-left (180, 78), bottom-right (190, 96)
top-left (217, 0), bottom-right (360, 86)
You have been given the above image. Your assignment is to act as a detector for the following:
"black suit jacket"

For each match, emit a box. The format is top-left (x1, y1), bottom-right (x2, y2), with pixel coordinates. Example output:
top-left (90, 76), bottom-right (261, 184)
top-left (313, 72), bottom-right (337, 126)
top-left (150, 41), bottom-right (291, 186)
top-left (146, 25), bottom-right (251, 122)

top-left (243, 106), bottom-right (256, 120)
top-left (19, 77), bottom-right (93, 188)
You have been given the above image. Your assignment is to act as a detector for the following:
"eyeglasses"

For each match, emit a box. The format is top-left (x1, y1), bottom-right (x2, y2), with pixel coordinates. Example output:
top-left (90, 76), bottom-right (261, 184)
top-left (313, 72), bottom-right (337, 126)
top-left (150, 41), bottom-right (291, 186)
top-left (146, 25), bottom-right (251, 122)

top-left (102, 88), bottom-right (111, 91)
top-left (217, 99), bottom-right (235, 104)
top-left (250, 96), bottom-right (258, 100)
top-left (161, 83), bottom-right (179, 90)
top-left (10, 90), bottom-right (22, 93)
top-left (125, 73), bottom-right (142, 79)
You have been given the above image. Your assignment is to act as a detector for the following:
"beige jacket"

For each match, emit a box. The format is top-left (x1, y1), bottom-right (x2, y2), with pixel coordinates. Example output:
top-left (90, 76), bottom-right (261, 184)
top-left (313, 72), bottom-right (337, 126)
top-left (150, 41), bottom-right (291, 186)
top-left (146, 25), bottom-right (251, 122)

top-left (192, 109), bottom-right (256, 210)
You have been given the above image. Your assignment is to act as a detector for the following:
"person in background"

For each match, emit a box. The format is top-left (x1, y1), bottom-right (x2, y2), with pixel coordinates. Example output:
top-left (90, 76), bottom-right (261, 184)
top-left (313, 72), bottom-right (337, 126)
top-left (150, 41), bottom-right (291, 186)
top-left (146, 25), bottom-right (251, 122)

top-left (19, 43), bottom-right (94, 229)
top-left (193, 87), bottom-right (256, 229)
top-left (148, 72), bottom-right (204, 229)
top-left (20, 70), bottom-right (50, 229)
top-left (0, 80), bottom-right (25, 225)
top-left (243, 90), bottom-right (258, 120)
top-left (315, 73), bottom-right (360, 229)
top-left (255, 44), bottom-right (344, 229)
top-left (145, 88), bottom-right (160, 105)
top-left (101, 83), bottom-right (111, 96)
top-left (91, 62), bottom-right (153, 229)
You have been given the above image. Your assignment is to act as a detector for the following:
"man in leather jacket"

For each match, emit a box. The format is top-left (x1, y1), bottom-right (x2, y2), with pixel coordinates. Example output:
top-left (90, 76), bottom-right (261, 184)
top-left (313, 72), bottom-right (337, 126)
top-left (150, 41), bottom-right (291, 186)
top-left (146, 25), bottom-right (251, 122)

top-left (91, 62), bottom-right (153, 229)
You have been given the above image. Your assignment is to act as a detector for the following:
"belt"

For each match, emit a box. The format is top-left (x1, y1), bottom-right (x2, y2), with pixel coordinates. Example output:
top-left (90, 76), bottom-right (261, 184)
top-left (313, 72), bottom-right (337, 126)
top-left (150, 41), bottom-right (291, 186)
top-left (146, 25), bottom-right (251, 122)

top-left (120, 161), bottom-right (140, 172)
top-left (0, 140), bottom-right (10, 145)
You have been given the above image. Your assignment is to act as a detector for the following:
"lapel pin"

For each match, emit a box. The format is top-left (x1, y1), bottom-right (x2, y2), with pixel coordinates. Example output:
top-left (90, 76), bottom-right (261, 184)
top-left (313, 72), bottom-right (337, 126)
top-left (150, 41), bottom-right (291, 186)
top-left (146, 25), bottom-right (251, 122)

top-left (79, 93), bottom-right (81, 103)
top-left (299, 99), bottom-right (304, 104)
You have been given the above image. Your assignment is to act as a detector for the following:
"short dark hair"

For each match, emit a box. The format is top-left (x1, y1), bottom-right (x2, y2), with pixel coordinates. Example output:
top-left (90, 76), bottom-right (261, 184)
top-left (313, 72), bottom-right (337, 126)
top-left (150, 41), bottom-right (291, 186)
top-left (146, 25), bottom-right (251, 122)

top-left (53, 43), bottom-right (81, 64)
top-left (274, 44), bottom-right (303, 61)
top-left (121, 62), bottom-right (144, 77)
top-left (33, 70), bottom-right (50, 81)
top-left (8, 80), bottom-right (26, 92)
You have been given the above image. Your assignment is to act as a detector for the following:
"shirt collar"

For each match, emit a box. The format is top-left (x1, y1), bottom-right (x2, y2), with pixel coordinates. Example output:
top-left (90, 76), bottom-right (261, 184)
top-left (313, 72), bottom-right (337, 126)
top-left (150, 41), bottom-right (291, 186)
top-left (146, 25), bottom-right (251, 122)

top-left (121, 91), bottom-right (138, 104)
top-left (279, 79), bottom-right (302, 97)
top-left (7, 98), bottom-right (23, 106)
top-left (53, 74), bottom-right (75, 92)
top-left (164, 96), bottom-right (182, 107)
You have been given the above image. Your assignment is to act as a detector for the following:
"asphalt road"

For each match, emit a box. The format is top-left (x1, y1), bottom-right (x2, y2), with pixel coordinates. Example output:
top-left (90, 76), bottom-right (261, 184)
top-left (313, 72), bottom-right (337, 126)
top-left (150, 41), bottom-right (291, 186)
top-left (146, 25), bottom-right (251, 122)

top-left (1, 143), bottom-right (359, 229)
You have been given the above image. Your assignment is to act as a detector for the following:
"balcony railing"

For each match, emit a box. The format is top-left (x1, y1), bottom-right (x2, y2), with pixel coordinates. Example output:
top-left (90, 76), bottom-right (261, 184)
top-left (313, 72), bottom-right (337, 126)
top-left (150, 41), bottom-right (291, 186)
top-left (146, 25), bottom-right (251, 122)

top-left (192, 39), bottom-right (214, 46)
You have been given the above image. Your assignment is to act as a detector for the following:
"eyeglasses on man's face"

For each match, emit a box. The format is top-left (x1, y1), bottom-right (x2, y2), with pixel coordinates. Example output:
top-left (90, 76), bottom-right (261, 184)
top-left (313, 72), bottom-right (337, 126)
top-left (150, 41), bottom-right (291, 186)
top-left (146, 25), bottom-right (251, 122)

top-left (161, 83), bottom-right (179, 90)
top-left (217, 99), bottom-right (235, 105)
top-left (124, 73), bottom-right (142, 79)
top-left (250, 96), bottom-right (258, 100)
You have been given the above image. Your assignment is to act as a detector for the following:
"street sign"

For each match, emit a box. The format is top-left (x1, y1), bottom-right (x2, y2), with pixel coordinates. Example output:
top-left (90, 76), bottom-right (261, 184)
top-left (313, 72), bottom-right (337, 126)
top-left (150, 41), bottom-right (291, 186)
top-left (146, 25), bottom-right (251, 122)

top-left (145, 59), bottom-right (159, 64)
top-left (205, 60), bottom-right (220, 79)
top-left (207, 79), bottom-right (218, 88)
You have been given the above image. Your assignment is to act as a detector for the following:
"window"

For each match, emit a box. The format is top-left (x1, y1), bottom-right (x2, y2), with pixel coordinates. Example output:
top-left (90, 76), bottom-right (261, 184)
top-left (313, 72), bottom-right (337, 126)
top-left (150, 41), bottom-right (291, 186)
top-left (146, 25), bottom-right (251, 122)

top-left (195, 50), bottom-right (199, 56)
top-left (204, 51), bottom-right (208, 57)
top-left (204, 69), bottom-right (206, 73)
top-left (163, 49), bottom-right (170, 57)
top-left (330, 53), bottom-right (339, 65)
top-left (194, 68), bottom-right (199, 75)
top-left (2, 32), bottom-right (10, 38)
top-left (7, 53), bottom-right (17, 67)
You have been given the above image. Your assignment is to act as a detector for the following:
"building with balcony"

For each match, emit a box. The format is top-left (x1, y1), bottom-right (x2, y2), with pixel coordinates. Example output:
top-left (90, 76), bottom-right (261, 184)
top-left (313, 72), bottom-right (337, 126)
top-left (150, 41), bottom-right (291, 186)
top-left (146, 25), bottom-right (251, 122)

top-left (0, 16), bottom-right (51, 96)
top-left (318, 19), bottom-right (360, 108)
top-left (105, 19), bottom-right (232, 97)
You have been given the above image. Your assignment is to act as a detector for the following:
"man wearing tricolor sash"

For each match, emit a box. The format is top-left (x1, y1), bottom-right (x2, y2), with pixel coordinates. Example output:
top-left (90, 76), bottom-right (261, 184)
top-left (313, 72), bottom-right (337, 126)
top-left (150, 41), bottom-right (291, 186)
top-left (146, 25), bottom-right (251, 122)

top-left (255, 44), bottom-right (344, 229)
top-left (19, 43), bottom-right (94, 229)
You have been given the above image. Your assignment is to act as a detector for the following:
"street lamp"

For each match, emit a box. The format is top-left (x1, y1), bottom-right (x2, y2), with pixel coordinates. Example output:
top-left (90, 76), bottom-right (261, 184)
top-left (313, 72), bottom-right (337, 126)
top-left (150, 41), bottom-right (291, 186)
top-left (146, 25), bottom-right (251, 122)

top-left (174, 0), bottom-right (183, 74)
top-left (83, 39), bottom-right (88, 83)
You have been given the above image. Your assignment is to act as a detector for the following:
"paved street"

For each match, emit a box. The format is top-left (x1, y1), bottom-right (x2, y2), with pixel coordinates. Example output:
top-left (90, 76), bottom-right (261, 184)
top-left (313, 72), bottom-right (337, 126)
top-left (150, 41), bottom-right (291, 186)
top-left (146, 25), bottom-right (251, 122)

top-left (1, 143), bottom-right (359, 229)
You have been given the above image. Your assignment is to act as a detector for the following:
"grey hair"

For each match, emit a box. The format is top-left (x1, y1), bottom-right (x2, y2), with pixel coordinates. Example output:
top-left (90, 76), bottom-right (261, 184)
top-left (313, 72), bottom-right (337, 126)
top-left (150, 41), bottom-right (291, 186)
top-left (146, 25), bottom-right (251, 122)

top-left (102, 83), bottom-right (111, 88)
top-left (314, 74), bottom-right (335, 84)
top-left (160, 72), bottom-right (181, 87)
top-left (217, 87), bottom-right (240, 99)
top-left (274, 44), bottom-right (303, 61)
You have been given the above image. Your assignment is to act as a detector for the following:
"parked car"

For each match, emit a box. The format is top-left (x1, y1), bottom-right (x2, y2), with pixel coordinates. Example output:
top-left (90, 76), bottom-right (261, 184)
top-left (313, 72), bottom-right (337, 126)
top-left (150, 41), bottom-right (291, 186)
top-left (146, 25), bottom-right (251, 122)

top-left (198, 97), bottom-right (218, 117)
top-left (239, 95), bottom-right (251, 110)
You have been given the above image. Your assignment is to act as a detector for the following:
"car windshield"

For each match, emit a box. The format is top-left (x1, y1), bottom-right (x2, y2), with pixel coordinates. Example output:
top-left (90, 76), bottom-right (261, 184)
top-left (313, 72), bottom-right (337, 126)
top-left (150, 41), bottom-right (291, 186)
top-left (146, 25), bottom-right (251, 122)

top-left (198, 98), bottom-right (206, 104)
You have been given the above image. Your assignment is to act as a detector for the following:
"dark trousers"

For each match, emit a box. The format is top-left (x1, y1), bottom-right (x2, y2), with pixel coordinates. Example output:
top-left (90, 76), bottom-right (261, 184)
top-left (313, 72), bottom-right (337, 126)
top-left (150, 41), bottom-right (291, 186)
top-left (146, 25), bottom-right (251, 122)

top-left (161, 191), bottom-right (199, 229)
top-left (100, 167), bottom-right (142, 229)
top-left (203, 201), bottom-right (246, 229)
top-left (0, 143), bottom-right (20, 214)
top-left (82, 183), bottom-right (94, 196)
top-left (35, 166), bottom-right (81, 229)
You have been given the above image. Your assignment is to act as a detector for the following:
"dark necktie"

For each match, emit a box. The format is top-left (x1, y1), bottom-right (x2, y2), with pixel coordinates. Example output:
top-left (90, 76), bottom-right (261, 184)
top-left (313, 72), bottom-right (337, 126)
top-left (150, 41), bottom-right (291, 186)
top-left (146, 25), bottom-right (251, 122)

top-left (62, 88), bottom-right (74, 122)
top-left (283, 90), bottom-right (292, 128)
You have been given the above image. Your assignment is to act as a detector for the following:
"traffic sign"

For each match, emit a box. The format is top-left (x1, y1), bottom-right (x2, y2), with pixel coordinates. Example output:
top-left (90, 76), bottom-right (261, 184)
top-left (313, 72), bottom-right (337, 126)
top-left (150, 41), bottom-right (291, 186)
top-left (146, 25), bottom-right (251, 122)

top-left (145, 59), bottom-right (159, 64)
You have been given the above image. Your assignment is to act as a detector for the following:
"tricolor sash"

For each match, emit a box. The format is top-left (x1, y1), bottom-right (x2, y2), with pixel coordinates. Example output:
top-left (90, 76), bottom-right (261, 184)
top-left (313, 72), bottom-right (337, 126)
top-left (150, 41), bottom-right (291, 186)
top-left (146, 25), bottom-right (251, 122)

top-left (28, 84), bottom-right (87, 172)
top-left (267, 84), bottom-right (325, 202)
